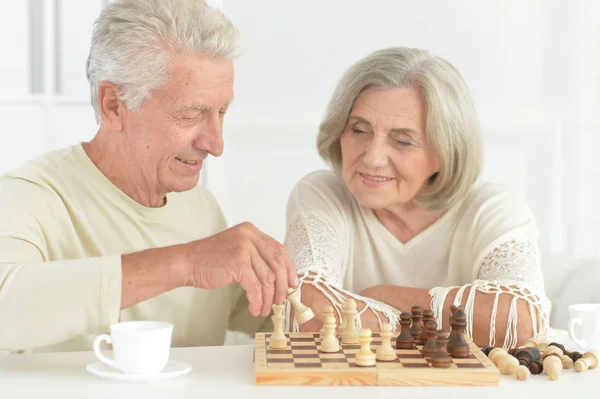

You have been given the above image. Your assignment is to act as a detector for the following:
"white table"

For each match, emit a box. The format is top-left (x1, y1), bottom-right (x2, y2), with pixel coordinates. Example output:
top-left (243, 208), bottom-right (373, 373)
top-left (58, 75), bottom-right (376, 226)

top-left (1, 333), bottom-right (597, 399)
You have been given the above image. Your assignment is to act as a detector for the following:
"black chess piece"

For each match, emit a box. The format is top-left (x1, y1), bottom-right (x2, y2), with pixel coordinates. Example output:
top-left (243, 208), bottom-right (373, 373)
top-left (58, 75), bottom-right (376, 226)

top-left (410, 306), bottom-right (423, 342)
top-left (449, 309), bottom-right (470, 358)
top-left (418, 309), bottom-right (434, 345)
top-left (396, 312), bottom-right (416, 349)
top-left (432, 330), bottom-right (452, 368)
top-left (421, 320), bottom-right (438, 357)
top-left (447, 304), bottom-right (461, 353)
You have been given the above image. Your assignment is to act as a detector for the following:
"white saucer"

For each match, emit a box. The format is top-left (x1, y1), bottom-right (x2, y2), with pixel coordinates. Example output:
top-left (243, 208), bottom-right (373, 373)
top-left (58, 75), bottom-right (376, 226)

top-left (86, 360), bottom-right (192, 382)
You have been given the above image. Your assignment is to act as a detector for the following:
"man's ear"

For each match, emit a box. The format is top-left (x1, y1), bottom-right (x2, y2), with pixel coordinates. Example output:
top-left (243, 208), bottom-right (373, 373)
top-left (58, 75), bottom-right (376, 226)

top-left (97, 81), bottom-right (126, 131)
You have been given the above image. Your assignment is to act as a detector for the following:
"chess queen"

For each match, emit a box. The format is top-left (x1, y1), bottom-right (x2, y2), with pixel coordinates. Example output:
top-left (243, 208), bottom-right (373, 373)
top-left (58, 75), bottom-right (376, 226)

top-left (282, 47), bottom-right (551, 349)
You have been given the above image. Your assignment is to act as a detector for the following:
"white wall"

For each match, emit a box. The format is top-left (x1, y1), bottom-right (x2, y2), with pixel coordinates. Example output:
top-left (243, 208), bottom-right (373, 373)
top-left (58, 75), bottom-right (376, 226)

top-left (0, 0), bottom-right (599, 263)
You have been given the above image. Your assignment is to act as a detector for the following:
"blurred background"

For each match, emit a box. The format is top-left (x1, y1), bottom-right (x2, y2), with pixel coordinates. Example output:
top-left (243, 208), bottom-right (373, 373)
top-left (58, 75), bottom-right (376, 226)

top-left (0, 0), bottom-right (598, 330)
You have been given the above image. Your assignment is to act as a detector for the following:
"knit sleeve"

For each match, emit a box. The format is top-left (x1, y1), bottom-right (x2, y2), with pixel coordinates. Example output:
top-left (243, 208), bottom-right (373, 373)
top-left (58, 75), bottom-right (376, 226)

top-left (283, 171), bottom-right (401, 332)
top-left (429, 185), bottom-right (551, 348)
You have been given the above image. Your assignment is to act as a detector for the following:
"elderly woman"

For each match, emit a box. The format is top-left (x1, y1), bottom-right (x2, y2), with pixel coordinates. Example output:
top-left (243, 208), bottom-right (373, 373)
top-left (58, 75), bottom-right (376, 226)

top-left (284, 47), bottom-right (551, 348)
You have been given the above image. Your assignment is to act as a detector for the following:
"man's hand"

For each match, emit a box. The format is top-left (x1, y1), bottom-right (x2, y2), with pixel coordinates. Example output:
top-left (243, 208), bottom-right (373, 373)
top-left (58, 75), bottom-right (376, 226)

top-left (182, 222), bottom-right (299, 317)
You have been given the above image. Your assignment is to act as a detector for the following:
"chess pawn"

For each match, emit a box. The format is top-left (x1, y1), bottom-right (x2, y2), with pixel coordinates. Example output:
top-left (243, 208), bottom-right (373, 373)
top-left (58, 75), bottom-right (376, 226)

top-left (543, 354), bottom-right (563, 380)
top-left (418, 309), bottom-right (434, 345)
top-left (320, 305), bottom-right (334, 340)
top-left (574, 350), bottom-right (599, 372)
top-left (319, 315), bottom-right (340, 353)
top-left (268, 304), bottom-right (288, 349)
top-left (447, 303), bottom-right (460, 352)
top-left (516, 365), bottom-right (531, 380)
top-left (341, 298), bottom-right (359, 344)
top-left (376, 323), bottom-right (397, 362)
top-left (355, 328), bottom-right (376, 367)
top-left (431, 330), bottom-right (452, 368)
top-left (287, 288), bottom-right (315, 324)
top-left (410, 306), bottom-right (423, 341)
top-left (421, 320), bottom-right (438, 358)
top-left (396, 312), bottom-right (416, 349)
top-left (449, 309), bottom-right (470, 358)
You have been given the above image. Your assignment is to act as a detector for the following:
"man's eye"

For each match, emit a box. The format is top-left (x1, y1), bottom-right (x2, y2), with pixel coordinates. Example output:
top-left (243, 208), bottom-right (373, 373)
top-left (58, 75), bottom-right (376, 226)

top-left (353, 129), bottom-right (366, 135)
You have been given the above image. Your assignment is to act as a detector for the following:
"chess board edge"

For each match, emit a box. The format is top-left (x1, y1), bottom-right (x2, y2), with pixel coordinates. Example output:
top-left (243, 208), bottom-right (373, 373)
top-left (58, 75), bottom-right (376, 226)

top-left (254, 332), bottom-right (500, 386)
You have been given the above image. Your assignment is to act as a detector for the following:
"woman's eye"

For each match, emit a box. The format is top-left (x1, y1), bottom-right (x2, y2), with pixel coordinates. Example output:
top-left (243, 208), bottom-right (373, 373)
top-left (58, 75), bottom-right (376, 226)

top-left (352, 129), bottom-right (366, 135)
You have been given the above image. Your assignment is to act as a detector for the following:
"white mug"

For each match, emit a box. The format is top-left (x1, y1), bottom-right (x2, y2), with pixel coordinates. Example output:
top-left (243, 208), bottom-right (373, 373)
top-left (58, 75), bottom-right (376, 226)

top-left (567, 303), bottom-right (600, 351)
top-left (93, 321), bottom-right (174, 375)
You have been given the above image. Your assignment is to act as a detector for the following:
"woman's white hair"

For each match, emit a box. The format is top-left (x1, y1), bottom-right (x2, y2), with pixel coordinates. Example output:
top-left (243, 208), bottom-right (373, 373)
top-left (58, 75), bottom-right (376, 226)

top-left (86, 0), bottom-right (241, 123)
top-left (317, 47), bottom-right (482, 211)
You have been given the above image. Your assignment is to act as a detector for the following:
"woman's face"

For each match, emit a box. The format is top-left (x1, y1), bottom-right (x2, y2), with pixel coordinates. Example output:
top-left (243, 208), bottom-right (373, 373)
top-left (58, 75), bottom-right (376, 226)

top-left (339, 86), bottom-right (440, 211)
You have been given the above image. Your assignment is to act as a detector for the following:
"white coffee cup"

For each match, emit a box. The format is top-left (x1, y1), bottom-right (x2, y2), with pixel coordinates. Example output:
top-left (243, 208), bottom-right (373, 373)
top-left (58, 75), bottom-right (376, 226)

top-left (93, 321), bottom-right (174, 375)
top-left (568, 303), bottom-right (600, 351)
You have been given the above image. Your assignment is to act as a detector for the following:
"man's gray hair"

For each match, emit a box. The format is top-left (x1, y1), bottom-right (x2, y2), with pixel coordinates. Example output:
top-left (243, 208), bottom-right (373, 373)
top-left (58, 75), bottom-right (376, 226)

top-left (317, 47), bottom-right (482, 211)
top-left (86, 0), bottom-right (241, 123)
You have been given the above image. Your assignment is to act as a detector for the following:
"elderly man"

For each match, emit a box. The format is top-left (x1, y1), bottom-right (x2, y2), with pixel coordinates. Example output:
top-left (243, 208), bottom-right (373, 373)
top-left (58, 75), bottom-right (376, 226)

top-left (0, 0), bottom-right (297, 353)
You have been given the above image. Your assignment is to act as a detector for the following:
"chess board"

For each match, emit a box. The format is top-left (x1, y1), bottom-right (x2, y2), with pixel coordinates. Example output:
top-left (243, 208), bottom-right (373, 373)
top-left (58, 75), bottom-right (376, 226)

top-left (254, 332), bottom-right (499, 386)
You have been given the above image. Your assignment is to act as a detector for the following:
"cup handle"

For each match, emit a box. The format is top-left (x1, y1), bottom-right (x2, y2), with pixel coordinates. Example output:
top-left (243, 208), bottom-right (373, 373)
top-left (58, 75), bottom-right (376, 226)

top-left (93, 334), bottom-right (118, 369)
top-left (568, 317), bottom-right (585, 350)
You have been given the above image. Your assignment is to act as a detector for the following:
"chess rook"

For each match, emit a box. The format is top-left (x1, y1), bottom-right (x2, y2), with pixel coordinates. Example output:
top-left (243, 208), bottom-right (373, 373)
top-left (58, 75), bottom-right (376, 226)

top-left (287, 288), bottom-right (315, 324)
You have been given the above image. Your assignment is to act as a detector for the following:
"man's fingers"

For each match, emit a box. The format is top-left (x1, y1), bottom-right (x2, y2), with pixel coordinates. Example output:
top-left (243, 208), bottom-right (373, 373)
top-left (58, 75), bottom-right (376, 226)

top-left (250, 248), bottom-right (276, 317)
top-left (253, 233), bottom-right (292, 305)
top-left (238, 271), bottom-right (263, 317)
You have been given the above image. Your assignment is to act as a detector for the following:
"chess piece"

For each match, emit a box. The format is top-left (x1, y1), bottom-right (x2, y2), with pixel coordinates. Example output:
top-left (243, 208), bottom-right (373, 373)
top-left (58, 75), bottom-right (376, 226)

top-left (529, 360), bottom-right (544, 375)
top-left (431, 330), bottom-right (452, 368)
top-left (543, 353), bottom-right (563, 380)
top-left (410, 306), bottom-right (423, 342)
top-left (376, 323), bottom-right (397, 361)
top-left (268, 304), bottom-right (288, 349)
top-left (355, 328), bottom-right (376, 367)
top-left (447, 303), bottom-right (460, 353)
top-left (341, 298), bottom-right (359, 344)
top-left (449, 310), bottom-right (470, 358)
top-left (396, 312), bottom-right (416, 349)
top-left (561, 355), bottom-right (574, 369)
top-left (319, 314), bottom-right (340, 353)
top-left (421, 320), bottom-right (438, 357)
top-left (574, 350), bottom-right (599, 372)
top-left (514, 348), bottom-right (534, 367)
top-left (488, 348), bottom-right (508, 366)
top-left (498, 353), bottom-right (519, 375)
top-left (516, 365), bottom-right (531, 380)
top-left (418, 309), bottom-right (435, 345)
top-left (287, 288), bottom-right (315, 324)
top-left (320, 305), bottom-right (334, 340)
top-left (338, 300), bottom-right (348, 335)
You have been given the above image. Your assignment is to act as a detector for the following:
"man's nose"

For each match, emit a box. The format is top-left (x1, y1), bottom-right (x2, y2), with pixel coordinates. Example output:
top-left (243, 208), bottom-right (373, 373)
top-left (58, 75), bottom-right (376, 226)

top-left (195, 115), bottom-right (224, 157)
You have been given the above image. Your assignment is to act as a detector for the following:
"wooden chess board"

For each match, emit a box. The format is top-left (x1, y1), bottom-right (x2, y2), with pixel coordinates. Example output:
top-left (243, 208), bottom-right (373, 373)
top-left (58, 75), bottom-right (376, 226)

top-left (254, 332), bottom-right (499, 386)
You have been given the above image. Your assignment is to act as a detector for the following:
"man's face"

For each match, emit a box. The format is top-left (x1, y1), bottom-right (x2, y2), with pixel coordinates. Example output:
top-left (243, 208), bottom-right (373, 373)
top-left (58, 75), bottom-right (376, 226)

top-left (121, 53), bottom-right (234, 194)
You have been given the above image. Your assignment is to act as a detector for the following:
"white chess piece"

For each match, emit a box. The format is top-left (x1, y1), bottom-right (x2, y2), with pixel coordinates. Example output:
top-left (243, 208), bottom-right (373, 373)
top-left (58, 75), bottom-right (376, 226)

top-left (269, 304), bottom-right (287, 349)
top-left (320, 305), bottom-right (334, 340)
top-left (376, 323), bottom-right (396, 361)
top-left (319, 315), bottom-right (340, 353)
top-left (341, 298), bottom-right (359, 344)
top-left (287, 288), bottom-right (315, 324)
top-left (355, 328), bottom-right (376, 367)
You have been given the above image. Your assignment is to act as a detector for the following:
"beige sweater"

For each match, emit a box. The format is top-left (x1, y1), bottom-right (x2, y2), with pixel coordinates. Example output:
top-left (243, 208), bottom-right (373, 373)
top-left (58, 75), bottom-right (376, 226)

top-left (0, 144), bottom-right (266, 353)
top-left (283, 170), bottom-right (552, 347)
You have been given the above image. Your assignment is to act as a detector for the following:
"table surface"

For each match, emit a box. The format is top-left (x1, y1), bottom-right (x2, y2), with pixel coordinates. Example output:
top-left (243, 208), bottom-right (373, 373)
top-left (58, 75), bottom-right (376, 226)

top-left (1, 331), bottom-right (598, 399)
